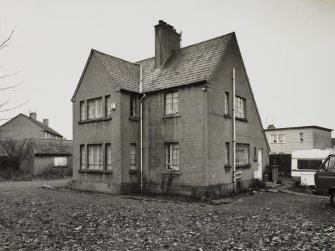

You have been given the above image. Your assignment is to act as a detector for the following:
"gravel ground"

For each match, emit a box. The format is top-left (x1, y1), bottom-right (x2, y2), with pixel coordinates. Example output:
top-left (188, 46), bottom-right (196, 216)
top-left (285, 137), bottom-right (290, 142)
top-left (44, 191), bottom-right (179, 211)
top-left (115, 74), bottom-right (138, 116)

top-left (0, 180), bottom-right (335, 250)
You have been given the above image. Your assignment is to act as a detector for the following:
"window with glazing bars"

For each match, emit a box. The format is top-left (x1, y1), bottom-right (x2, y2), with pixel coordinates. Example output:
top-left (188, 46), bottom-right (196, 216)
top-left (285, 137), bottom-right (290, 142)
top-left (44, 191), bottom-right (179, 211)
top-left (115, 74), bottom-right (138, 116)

top-left (236, 143), bottom-right (249, 164)
top-left (87, 98), bottom-right (103, 119)
top-left (80, 145), bottom-right (86, 169)
top-left (105, 143), bottom-right (112, 170)
top-left (165, 92), bottom-right (178, 115)
top-left (130, 96), bottom-right (137, 117)
top-left (166, 143), bottom-right (179, 170)
top-left (235, 96), bottom-right (246, 119)
top-left (88, 144), bottom-right (103, 170)
top-left (224, 92), bottom-right (229, 115)
top-left (130, 143), bottom-right (136, 170)
top-left (105, 96), bottom-right (112, 117)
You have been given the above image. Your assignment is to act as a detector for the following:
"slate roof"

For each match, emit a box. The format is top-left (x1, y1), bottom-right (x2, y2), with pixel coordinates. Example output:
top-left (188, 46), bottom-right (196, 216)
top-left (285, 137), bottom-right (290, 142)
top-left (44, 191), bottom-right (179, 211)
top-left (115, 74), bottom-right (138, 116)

top-left (94, 51), bottom-right (140, 93)
top-left (79, 32), bottom-right (234, 95)
top-left (19, 114), bottom-right (64, 137)
top-left (33, 139), bottom-right (72, 155)
top-left (137, 33), bottom-right (233, 92)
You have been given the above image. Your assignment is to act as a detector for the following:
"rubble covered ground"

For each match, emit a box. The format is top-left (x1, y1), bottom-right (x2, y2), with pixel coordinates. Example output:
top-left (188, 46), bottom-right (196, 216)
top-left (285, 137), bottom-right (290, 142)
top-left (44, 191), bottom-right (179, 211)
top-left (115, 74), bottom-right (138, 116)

top-left (0, 180), bottom-right (335, 250)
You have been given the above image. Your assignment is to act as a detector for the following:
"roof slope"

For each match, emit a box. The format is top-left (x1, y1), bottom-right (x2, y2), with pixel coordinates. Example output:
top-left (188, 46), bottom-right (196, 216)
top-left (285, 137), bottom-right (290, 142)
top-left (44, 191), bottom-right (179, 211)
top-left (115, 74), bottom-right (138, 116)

top-left (72, 32), bottom-right (234, 98)
top-left (137, 33), bottom-right (233, 92)
top-left (33, 139), bottom-right (72, 155)
top-left (21, 114), bottom-right (63, 137)
top-left (93, 50), bottom-right (140, 93)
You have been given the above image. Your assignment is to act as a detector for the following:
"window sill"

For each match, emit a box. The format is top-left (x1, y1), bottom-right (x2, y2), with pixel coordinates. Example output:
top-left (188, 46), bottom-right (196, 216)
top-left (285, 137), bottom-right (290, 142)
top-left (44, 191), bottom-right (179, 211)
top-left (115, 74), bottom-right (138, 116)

top-left (236, 163), bottom-right (251, 169)
top-left (236, 117), bottom-right (248, 123)
top-left (79, 117), bottom-right (112, 124)
top-left (224, 114), bottom-right (232, 119)
top-left (78, 169), bottom-right (113, 175)
top-left (162, 170), bottom-right (181, 175)
top-left (128, 116), bottom-right (139, 121)
top-left (129, 169), bottom-right (140, 174)
top-left (162, 114), bottom-right (181, 119)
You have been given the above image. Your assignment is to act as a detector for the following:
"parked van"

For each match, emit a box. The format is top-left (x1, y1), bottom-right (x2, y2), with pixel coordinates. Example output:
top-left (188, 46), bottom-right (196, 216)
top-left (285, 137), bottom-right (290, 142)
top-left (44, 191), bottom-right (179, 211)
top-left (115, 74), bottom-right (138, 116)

top-left (291, 149), bottom-right (333, 186)
top-left (313, 150), bottom-right (335, 207)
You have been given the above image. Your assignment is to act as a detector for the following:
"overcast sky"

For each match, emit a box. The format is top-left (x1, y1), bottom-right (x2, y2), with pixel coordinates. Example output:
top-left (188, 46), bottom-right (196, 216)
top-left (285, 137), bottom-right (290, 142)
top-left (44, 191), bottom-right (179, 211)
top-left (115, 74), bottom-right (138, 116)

top-left (1, 0), bottom-right (335, 139)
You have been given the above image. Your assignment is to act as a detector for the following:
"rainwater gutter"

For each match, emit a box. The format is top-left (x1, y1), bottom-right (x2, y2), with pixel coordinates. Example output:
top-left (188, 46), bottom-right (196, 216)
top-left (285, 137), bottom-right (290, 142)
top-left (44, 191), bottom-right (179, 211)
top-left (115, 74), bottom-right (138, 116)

top-left (139, 64), bottom-right (145, 191)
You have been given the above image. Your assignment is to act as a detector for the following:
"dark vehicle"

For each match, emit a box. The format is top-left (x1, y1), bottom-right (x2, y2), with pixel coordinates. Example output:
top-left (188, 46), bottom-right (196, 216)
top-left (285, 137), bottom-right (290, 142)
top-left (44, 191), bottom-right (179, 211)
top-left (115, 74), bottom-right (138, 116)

top-left (313, 151), bottom-right (335, 207)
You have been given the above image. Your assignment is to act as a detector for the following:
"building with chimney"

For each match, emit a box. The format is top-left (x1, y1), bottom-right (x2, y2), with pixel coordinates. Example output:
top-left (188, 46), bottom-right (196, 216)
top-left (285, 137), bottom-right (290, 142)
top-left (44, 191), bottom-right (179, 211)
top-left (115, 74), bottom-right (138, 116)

top-left (0, 113), bottom-right (72, 175)
top-left (70, 21), bottom-right (269, 197)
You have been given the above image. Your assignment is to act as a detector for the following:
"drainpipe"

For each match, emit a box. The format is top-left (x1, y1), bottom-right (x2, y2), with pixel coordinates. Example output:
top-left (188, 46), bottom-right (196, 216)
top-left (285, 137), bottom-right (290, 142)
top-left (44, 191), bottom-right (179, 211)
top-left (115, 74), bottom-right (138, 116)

top-left (139, 64), bottom-right (145, 191)
top-left (232, 68), bottom-right (236, 188)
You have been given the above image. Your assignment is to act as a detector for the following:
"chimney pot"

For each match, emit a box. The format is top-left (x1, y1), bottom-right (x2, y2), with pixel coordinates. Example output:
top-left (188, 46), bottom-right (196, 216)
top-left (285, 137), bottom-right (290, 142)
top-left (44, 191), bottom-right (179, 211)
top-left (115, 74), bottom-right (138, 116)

top-left (267, 124), bottom-right (275, 129)
top-left (43, 119), bottom-right (49, 127)
top-left (30, 112), bottom-right (37, 120)
top-left (155, 20), bottom-right (181, 69)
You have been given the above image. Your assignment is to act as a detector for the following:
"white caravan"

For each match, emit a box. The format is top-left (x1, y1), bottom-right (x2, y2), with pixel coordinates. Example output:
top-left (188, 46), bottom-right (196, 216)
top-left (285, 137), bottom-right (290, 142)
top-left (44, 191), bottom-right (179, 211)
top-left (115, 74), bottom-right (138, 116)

top-left (291, 149), bottom-right (333, 186)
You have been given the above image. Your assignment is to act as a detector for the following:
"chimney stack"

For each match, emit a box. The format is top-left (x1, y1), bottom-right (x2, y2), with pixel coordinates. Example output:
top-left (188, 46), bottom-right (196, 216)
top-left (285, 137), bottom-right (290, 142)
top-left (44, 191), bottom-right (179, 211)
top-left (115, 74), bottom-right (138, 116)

top-left (43, 119), bottom-right (49, 127)
top-left (155, 20), bottom-right (181, 69)
top-left (267, 124), bottom-right (275, 129)
top-left (30, 112), bottom-right (37, 120)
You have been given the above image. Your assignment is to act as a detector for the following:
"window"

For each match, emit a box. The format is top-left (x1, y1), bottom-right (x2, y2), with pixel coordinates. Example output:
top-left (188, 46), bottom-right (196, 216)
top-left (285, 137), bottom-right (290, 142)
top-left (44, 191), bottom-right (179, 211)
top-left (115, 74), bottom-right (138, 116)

top-left (323, 156), bottom-right (335, 171)
top-left (88, 144), bottom-right (103, 170)
top-left (278, 134), bottom-right (285, 143)
top-left (87, 98), bottom-right (103, 120)
top-left (297, 160), bottom-right (322, 170)
top-left (300, 133), bottom-right (304, 143)
top-left (225, 142), bottom-right (230, 165)
top-left (166, 143), bottom-right (179, 170)
top-left (105, 96), bottom-right (112, 117)
top-left (54, 157), bottom-right (67, 167)
top-left (236, 143), bottom-right (249, 165)
top-left (130, 96), bottom-right (137, 117)
top-left (253, 147), bottom-right (257, 161)
top-left (271, 134), bottom-right (278, 143)
top-left (80, 101), bottom-right (86, 121)
top-left (224, 92), bottom-right (229, 115)
top-left (235, 96), bottom-right (246, 119)
top-left (105, 144), bottom-right (112, 170)
top-left (165, 91), bottom-right (178, 115)
top-left (130, 143), bottom-right (137, 170)
top-left (80, 145), bottom-right (86, 169)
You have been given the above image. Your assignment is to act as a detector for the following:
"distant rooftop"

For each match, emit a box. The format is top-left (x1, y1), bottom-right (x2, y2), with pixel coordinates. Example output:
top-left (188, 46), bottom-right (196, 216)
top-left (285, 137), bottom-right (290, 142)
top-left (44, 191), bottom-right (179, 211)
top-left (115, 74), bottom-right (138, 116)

top-left (264, 125), bottom-right (333, 132)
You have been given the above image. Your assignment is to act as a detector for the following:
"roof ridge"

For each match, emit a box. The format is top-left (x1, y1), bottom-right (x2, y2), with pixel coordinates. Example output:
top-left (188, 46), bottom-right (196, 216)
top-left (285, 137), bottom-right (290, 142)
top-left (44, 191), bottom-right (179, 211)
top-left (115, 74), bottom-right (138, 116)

top-left (93, 49), bottom-right (139, 67)
top-left (135, 32), bottom-right (235, 64)
top-left (21, 113), bottom-right (63, 137)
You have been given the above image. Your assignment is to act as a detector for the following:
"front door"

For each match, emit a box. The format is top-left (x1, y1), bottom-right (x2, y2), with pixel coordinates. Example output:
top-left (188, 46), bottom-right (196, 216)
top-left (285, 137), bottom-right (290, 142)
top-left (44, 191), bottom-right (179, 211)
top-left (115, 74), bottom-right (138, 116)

top-left (255, 148), bottom-right (263, 180)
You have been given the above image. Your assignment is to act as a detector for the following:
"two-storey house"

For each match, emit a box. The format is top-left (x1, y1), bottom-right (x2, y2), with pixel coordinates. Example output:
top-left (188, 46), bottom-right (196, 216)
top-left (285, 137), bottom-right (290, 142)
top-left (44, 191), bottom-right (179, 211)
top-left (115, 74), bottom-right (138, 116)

top-left (70, 21), bottom-right (269, 197)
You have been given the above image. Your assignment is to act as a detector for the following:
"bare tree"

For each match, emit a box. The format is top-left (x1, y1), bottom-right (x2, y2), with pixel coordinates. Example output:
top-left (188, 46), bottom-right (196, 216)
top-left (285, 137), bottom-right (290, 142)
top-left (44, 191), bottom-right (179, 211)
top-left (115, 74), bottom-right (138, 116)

top-left (0, 138), bottom-right (34, 175)
top-left (0, 28), bottom-right (28, 119)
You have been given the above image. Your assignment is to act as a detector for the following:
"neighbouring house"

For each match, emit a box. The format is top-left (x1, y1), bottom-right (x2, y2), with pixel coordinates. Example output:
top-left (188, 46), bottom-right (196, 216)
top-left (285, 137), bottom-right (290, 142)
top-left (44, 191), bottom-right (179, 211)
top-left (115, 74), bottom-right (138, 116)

top-left (21, 139), bottom-right (73, 175)
top-left (70, 20), bottom-right (269, 197)
top-left (264, 124), bottom-right (333, 175)
top-left (0, 112), bottom-right (73, 175)
top-left (0, 112), bottom-right (63, 140)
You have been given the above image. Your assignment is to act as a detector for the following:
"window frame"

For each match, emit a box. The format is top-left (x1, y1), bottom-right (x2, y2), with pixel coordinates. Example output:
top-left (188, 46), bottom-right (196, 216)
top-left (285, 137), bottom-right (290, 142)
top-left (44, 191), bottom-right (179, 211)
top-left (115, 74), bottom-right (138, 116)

top-left (130, 143), bottom-right (137, 170)
top-left (87, 144), bottom-right (103, 170)
top-left (235, 143), bottom-right (250, 165)
top-left (165, 142), bottom-right (179, 170)
top-left (300, 133), bottom-right (304, 143)
top-left (130, 96), bottom-right (137, 118)
top-left (105, 95), bottom-right (112, 117)
top-left (225, 142), bottom-right (230, 165)
top-left (235, 96), bottom-right (246, 119)
top-left (80, 101), bottom-right (86, 121)
top-left (87, 97), bottom-right (103, 120)
top-left (105, 143), bottom-right (112, 171)
top-left (80, 144), bottom-right (86, 169)
top-left (165, 91), bottom-right (179, 115)
top-left (224, 92), bottom-right (229, 115)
